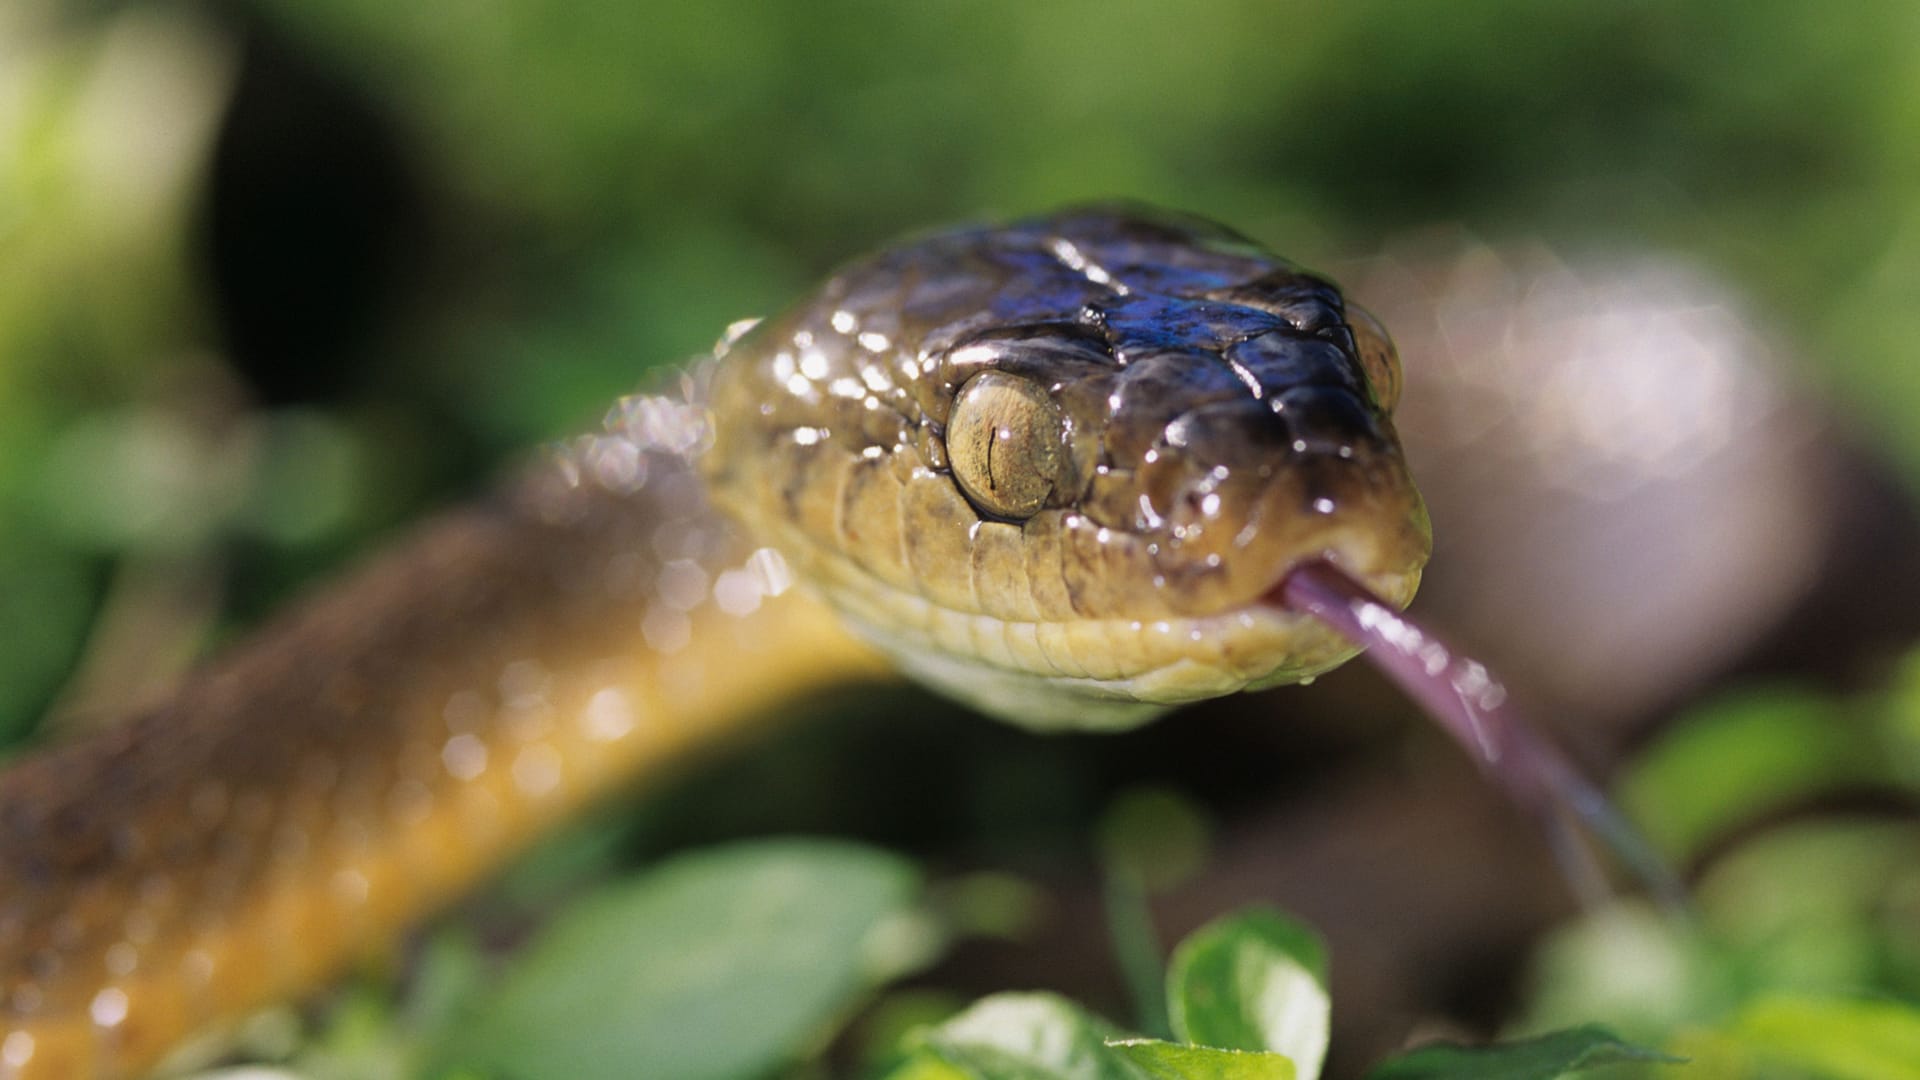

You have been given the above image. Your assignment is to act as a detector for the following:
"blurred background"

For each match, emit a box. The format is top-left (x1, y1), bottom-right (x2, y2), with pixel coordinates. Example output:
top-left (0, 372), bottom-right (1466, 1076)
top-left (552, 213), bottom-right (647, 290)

top-left (4, 1), bottom-right (1920, 1077)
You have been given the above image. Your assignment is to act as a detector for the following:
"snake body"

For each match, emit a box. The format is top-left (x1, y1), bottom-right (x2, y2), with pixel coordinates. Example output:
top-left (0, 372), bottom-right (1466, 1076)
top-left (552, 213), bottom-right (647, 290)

top-left (0, 206), bottom-right (1429, 1077)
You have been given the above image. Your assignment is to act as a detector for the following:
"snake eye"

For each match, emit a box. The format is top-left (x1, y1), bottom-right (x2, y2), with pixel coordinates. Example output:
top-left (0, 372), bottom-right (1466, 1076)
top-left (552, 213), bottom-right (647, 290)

top-left (1346, 303), bottom-right (1402, 413)
top-left (948, 371), bottom-right (1066, 520)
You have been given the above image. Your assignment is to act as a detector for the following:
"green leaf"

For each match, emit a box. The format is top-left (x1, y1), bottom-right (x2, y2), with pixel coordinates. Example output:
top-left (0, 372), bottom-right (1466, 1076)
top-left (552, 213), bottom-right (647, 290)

top-left (887, 1055), bottom-right (976, 1080)
top-left (892, 994), bottom-right (1303, 1080)
top-left (906, 993), bottom-right (1143, 1080)
top-left (0, 538), bottom-right (92, 749)
top-left (1166, 908), bottom-right (1330, 1077)
top-left (1728, 995), bottom-right (1920, 1080)
top-left (1366, 1025), bottom-right (1681, 1080)
top-left (1513, 902), bottom-right (1718, 1048)
top-left (1109, 1038), bottom-right (1297, 1080)
top-left (443, 839), bottom-right (920, 1080)
top-left (1621, 687), bottom-right (1860, 860)
top-left (1097, 787), bottom-right (1212, 893)
top-left (405, 928), bottom-right (488, 1042)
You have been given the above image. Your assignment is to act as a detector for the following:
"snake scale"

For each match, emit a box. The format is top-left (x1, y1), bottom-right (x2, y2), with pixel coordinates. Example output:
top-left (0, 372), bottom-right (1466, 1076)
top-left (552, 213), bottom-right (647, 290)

top-left (0, 206), bottom-right (1431, 1077)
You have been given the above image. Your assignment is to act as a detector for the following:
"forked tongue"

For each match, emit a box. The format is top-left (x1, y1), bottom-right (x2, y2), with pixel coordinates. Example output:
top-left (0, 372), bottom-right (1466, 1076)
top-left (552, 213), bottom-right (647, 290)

top-left (1274, 560), bottom-right (1689, 914)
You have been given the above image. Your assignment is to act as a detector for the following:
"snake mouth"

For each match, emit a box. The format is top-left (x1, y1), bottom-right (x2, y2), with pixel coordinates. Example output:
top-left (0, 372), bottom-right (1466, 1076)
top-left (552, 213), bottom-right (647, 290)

top-left (1218, 465), bottom-right (1432, 626)
top-left (1254, 528), bottom-right (1427, 614)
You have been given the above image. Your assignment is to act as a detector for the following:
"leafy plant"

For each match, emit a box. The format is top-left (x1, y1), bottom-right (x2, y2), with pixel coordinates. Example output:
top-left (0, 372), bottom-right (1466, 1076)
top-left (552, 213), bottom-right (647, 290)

top-left (884, 909), bottom-right (1670, 1080)
top-left (439, 840), bottom-right (930, 1080)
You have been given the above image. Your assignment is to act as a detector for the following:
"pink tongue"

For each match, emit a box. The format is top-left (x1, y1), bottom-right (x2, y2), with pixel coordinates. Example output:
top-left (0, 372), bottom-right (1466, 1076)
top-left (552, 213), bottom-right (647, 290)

top-left (1273, 560), bottom-right (1687, 912)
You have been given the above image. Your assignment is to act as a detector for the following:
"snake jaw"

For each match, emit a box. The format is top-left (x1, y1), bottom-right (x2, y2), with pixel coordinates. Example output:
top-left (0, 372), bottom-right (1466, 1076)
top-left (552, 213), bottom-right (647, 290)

top-left (788, 494), bottom-right (1427, 733)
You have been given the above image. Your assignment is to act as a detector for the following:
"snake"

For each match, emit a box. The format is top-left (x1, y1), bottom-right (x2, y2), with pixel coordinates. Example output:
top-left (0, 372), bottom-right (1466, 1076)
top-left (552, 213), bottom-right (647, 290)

top-left (0, 205), bottom-right (1435, 1077)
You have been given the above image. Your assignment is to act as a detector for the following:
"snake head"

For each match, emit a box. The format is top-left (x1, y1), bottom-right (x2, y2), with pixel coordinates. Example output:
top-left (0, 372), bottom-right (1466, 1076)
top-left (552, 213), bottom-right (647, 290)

top-left (703, 206), bottom-right (1430, 730)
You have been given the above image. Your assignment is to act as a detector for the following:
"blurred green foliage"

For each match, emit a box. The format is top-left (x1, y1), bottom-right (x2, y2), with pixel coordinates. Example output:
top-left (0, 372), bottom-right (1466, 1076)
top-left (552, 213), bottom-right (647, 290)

top-left (7, 1), bottom-right (1920, 1077)
top-left (1518, 660), bottom-right (1920, 1077)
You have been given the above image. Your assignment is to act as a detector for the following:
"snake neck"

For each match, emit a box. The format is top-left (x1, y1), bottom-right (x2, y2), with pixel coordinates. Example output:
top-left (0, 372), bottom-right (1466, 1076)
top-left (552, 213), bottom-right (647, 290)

top-left (0, 379), bottom-right (880, 1079)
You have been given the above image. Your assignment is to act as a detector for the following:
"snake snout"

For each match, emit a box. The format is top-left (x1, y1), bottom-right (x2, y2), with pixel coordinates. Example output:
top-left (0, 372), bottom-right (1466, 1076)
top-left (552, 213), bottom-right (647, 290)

top-left (1144, 388), bottom-right (1428, 616)
top-left (1259, 445), bottom-right (1430, 600)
